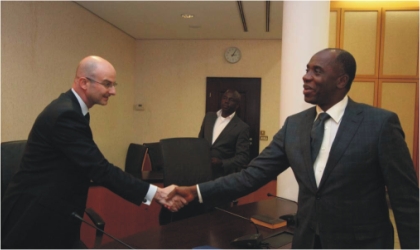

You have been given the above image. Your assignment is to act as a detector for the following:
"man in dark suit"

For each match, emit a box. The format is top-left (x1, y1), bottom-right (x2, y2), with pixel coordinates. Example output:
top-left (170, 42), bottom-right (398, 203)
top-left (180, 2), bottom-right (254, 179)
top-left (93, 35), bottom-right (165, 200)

top-left (170, 48), bottom-right (419, 248)
top-left (199, 89), bottom-right (250, 179)
top-left (1, 56), bottom-right (185, 248)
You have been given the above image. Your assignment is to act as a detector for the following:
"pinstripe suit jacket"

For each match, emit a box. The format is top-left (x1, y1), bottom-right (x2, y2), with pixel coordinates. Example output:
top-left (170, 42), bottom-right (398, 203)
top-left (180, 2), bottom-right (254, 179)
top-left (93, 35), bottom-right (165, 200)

top-left (199, 98), bottom-right (419, 248)
top-left (1, 90), bottom-right (150, 248)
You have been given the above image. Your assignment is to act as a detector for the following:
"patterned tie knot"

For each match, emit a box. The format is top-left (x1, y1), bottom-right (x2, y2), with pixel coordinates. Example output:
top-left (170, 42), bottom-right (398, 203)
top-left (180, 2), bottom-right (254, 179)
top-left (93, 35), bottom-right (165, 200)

top-left (317, 112), bottom-right (330, 123)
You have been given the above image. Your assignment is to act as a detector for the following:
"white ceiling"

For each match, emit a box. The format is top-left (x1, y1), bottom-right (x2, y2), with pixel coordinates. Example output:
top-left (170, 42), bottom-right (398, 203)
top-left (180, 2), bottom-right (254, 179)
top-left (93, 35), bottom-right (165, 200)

top-left (75, 1), bottom-right (284, 40)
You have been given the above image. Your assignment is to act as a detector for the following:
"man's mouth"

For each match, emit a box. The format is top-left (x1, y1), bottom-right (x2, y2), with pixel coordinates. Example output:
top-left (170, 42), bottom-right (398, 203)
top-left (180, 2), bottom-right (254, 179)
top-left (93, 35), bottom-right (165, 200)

top-left (303, 85), bottom-right (314, 95)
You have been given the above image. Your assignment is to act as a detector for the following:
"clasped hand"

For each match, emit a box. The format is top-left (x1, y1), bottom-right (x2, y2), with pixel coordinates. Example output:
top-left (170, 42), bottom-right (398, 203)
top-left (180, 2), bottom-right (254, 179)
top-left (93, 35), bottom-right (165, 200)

top-left (154, 185), bottom-right (198, 212)
top-left (154, 185), bottom-right (188, 212)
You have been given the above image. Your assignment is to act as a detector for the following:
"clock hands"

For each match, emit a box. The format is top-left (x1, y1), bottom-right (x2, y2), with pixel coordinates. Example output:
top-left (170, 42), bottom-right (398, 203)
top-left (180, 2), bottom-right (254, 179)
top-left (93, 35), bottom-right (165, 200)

top-left (224, 47), bottom-right (240, 63)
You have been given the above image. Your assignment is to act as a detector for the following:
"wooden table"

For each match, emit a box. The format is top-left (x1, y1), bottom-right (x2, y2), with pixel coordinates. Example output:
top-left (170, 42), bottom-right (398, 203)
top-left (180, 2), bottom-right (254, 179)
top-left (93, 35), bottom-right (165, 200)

top-left (101, 197), bottom-right (297, 249)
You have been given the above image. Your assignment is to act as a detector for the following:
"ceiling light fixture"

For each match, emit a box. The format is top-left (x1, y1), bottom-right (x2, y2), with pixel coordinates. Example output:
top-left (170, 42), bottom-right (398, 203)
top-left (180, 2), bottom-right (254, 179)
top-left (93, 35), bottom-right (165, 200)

top-left (181, 14), bottom-right (194, 19)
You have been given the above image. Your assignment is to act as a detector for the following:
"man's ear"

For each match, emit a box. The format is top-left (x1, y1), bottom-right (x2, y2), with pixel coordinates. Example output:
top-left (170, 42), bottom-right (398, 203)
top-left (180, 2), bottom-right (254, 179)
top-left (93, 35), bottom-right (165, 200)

top-left (78, 77), bottom-right (88, 90)
top-left (235, 103), bottom-right (240, 111)
top-left (337, 74), bottom-right (349, 90)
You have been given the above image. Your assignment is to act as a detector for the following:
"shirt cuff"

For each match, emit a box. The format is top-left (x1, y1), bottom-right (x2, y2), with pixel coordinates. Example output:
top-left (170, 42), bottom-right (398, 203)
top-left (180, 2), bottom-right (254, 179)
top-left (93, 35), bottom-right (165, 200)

top-left (143, 184), bottom-right (157, 206)
top-left (197, 184), bottom-right (203, 203)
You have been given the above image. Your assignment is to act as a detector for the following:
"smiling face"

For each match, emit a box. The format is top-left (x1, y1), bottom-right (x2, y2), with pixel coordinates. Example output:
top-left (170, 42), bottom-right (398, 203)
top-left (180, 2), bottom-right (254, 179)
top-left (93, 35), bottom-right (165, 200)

top-left (85, 62), bottom-right (116, 107)
top-left (302, 49), bottom-right (349, 111)
top-left (74, 56), bottom-right (117, 108)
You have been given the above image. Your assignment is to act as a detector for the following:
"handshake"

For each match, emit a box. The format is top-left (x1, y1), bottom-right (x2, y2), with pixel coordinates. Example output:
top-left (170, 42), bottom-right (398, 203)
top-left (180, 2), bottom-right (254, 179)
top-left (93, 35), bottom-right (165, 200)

top-left (153, 185), bottom-right (198, 212)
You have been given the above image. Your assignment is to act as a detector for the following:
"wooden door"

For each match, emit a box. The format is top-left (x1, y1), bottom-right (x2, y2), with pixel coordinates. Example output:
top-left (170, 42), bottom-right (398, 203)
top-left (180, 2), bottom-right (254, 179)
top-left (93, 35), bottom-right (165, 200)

top-left (206, 77), bottom-right (261, 161)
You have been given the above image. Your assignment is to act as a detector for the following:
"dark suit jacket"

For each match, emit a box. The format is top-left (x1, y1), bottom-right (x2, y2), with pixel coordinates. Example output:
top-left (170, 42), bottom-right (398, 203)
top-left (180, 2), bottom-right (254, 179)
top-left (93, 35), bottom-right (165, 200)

top-left (1, 90), bottom-right (150, 248)
top-left (199, 99), bottom-right (419, 249)
top-left (199, 112), bottom-right (250, 178)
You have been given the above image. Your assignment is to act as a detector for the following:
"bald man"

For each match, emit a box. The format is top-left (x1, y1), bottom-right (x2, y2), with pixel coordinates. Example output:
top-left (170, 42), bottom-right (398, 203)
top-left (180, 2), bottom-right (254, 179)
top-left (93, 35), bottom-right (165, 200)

top-left (1, 56), bottom-right (185, 248)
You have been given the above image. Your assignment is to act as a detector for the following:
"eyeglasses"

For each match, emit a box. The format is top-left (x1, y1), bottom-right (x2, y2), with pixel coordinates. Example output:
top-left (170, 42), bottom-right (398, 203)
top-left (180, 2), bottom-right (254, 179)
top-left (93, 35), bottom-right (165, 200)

top-left (85, 77), bottom-right (118, 89)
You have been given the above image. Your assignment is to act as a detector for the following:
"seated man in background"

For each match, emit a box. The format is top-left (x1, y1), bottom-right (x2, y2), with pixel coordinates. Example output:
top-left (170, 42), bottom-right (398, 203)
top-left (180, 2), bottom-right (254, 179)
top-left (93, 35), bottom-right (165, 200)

top-left (199, 89), bottom-right (250, 179)
top-left (1, 55), bottom-right (185, 248)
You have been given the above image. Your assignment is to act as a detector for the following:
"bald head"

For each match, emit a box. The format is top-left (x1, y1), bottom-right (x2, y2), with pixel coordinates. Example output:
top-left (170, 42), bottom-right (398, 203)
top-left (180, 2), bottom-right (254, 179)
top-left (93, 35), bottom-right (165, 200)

top-left (316, 48), bottom-right (356, 90)
top-left (73, 56), bottom-right (117, 108)
top-left (75, 56), bottom-right (115, 81)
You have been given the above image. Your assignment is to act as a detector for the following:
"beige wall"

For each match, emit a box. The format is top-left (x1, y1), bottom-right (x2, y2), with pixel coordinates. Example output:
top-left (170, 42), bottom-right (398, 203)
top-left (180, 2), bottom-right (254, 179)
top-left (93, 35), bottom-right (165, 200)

top-left (1, 2), bottom-right (136, 168)
top-left (134, 40), bottom-right (282, 151)
top-left (1, 2), bottom-right (283, 169)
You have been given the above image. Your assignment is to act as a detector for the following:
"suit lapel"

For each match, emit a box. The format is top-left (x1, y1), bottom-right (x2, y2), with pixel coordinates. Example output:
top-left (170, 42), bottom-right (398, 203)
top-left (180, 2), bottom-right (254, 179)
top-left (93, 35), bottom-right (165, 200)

top-left (205, 113), bottom-right (218, 144)
top-left (66, 90), bottom-right (84, 116)
top-left (300, 108), bottom-right (318, 191)
top-left (318, 99), bottom-right (363, 190)
top-left (212, 115), bottom-right (239, 146)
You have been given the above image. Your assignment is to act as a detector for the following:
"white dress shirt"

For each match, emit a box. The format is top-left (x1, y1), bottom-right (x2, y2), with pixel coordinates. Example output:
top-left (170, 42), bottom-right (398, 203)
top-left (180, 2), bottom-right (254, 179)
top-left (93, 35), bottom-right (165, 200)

top-left (197, 96), bottom-right (349, 202)
top-left (313, 95), bottom-right (348, 187)
top-left (212, 110), bottom-right (236, 144)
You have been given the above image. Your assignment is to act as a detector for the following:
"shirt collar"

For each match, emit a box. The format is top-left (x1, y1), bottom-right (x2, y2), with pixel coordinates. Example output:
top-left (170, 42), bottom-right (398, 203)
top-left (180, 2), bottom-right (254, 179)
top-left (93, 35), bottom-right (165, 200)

top-left (71, 88), bottom-right (89, 116)
top-left (315, 95), bottom-right (348, 124)
top-left (216, 109), bottom-right (236, 120)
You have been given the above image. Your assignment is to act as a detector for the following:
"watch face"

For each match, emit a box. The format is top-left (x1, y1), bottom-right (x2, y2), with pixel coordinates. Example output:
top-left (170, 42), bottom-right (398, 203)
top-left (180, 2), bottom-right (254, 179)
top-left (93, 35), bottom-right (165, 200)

top-left (224, 47), bottom-right (241, 63)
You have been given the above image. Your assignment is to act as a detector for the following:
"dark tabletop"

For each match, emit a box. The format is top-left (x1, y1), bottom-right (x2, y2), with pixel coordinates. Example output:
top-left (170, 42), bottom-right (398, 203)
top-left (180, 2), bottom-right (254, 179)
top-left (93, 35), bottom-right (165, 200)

top-left (101, 198), bottom-right (297, 249)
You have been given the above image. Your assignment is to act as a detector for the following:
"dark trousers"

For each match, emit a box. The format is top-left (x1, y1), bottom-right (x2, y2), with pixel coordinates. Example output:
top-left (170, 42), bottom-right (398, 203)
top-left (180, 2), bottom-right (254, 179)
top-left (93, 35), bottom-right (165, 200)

top-left (314, 235), bottom-right (322, 249)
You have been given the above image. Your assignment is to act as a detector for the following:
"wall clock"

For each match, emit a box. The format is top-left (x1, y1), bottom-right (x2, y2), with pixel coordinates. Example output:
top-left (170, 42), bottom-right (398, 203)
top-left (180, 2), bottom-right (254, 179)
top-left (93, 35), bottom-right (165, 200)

top-left (224, 47), bottom-right (241, 64)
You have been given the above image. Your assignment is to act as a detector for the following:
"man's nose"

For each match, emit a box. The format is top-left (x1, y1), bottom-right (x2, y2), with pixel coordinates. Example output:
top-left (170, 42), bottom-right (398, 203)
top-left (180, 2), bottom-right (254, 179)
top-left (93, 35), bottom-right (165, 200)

top-left (302, 72), bottom-right (312, 82)
top-left (109, 86), bottom-right (116, 95)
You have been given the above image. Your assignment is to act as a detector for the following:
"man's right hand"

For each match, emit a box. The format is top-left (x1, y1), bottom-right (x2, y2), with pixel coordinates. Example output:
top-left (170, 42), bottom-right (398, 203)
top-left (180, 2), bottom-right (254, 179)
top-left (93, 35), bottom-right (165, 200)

top-left (165, 185), bottom-right (198, 211)
top-left (154, 185), bottom-right (187, 212)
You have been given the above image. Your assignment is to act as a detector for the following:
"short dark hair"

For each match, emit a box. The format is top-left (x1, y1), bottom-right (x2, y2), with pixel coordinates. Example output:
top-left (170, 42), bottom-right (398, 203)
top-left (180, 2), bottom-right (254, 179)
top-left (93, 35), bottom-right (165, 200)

top-left (324, 48), bottom-right (357, 90)
top-left (224, 89), bottom-right (241, 103)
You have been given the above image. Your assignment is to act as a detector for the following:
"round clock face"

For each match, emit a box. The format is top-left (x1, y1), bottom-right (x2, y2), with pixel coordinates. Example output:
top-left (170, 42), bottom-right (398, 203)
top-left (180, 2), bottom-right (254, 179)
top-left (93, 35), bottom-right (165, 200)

top-left (224, 47), bottom-right (241, 63)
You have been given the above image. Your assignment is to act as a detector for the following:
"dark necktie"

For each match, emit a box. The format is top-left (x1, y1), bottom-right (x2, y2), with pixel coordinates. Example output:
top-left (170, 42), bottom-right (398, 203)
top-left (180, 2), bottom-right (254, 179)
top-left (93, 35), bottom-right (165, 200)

top-left (85, 113), bottom-right (90, 124)
top-left (311, 112), bottom-right (330, 163)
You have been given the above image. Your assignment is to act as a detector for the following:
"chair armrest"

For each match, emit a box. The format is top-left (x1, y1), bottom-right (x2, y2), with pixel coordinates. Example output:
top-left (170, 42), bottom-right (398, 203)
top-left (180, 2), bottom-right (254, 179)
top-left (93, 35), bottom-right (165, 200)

top-left (85, 207), bottom-right (105, 248)
top-left (85, 208), bottom-right (105, 230)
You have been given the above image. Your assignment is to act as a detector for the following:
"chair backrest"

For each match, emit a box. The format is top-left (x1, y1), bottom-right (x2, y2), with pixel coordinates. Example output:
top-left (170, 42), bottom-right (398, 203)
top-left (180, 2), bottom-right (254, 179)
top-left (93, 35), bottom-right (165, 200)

top-left (160, 137), bottom-right (212, 187)
top-left (1, 140), bottom-right (27, 199)
top-left (1, 140), bottom-right (106, 248)
top-left (143, 142), bottom-right (164, 172)
top-left (158, 138), bottom-right (214, 225)
top-left (125, 143), bottom-right (148, 178)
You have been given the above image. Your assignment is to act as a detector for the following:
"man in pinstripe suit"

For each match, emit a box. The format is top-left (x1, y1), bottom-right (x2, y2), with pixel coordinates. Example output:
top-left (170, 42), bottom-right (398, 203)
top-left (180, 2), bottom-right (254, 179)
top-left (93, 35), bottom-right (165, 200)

top-left (170, 48), bottom-right (419, 249)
